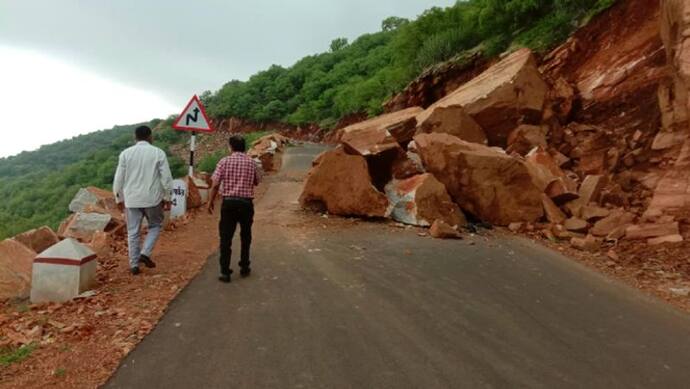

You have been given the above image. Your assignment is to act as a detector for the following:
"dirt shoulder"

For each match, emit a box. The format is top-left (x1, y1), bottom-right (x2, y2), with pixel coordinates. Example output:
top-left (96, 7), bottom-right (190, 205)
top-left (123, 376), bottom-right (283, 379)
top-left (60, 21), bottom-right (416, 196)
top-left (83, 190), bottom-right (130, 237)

top-left (0, 200), bottom-right (238, 388)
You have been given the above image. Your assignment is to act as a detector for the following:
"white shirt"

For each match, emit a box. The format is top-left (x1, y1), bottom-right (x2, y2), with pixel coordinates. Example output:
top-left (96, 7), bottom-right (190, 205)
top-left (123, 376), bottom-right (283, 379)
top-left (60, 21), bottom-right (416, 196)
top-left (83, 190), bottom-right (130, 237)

top-left (113, 141), bottom-right (174, 208)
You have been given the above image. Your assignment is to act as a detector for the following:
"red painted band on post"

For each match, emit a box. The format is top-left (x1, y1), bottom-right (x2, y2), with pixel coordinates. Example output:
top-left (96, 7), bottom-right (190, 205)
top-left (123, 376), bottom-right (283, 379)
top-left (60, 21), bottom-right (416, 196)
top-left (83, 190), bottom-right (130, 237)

top-left (34, 254), bottom-right (98, 266)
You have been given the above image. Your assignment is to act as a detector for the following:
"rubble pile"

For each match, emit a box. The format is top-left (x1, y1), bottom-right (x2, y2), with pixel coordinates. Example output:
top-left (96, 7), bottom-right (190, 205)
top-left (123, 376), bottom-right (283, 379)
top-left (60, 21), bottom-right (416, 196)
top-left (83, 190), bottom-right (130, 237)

top-left (248, 133), bottom-right (291, 172)
top-left (302, 2), bottom-right (690, 250)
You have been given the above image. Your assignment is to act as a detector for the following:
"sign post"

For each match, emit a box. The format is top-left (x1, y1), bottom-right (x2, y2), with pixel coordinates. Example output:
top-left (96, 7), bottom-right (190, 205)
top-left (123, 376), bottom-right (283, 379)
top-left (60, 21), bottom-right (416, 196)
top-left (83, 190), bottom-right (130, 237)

top-left (172, 95), bottom-right (215, 177)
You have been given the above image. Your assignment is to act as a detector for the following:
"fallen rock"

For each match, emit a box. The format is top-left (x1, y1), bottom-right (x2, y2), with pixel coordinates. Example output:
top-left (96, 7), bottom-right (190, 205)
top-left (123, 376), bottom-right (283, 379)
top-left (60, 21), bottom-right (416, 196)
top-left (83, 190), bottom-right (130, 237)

top-left (564, 217), bottom-right (589, 233)
top-left (541, 194), bottom-right (567, 224)
top-left (415, 105), bottom-right (487, 144)
top-left (63, 212), bottom-right (112, 242)
top-left (88, 231), bottom-right (113, 258)
top-left (300, 148), bottom-right (389, 217)
top-left (508, 222), bottom-right (524, 233)
top-left (385, 174), bottom-right (465, 227)
top-left (590, 210), bottom-right (636, 237)
top-left (648, 234), bottom-right (684, 245)
top-left (0, 239), bottom-right (36, 300)
top-left (422, 48), bottom-right (548, 146)
top-left (69, 187), bottom-right (118, 214)
top-left (339, 107), bottom-right (423, 154)
top-left (570, 235), bottom-right (600, 252)
top-left (249, 135), bottom-right (285, 172)
top-left (552, 224), bottom-right (571, 239)
top-left (429, 220), bottom-right (463, 240)
top-left (414, 133), bottom-right (543, 225)
top-left (565, 175), bottom-right (607, 216)
top-left (625, 222), bottom-right (680, 240)
top-left (525, 146), bottom-right (572, 192)
top-left (13, 226), bottom-right (59, 254)
top-left (580, 206), bottom-right (610, 222)
top-left (545, 178), bottom-right (579, 205)
top-left (507, 125), bottom-right (547, 156)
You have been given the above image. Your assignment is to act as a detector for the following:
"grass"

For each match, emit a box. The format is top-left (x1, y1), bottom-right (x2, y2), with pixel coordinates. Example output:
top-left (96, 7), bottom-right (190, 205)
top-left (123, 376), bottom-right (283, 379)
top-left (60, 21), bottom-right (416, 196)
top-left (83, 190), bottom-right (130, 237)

top-left (54, 367), bottom-right (67, 377)
top-left (0, 343), bottom-right (37, 367)
top-left (197, 130), bottom-right (273, 173)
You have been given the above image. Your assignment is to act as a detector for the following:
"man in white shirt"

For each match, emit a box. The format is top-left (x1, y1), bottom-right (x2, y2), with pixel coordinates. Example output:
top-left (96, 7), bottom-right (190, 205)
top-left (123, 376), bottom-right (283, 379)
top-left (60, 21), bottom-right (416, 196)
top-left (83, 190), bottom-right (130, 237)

top-left (113, 125), bottom-right (174, 275)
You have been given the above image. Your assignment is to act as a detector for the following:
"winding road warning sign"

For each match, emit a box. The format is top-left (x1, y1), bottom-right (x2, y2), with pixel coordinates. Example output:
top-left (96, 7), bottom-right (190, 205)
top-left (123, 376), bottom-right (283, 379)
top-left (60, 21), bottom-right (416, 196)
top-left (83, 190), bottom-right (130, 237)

top-left (172, 95), bottom-right (214, 133)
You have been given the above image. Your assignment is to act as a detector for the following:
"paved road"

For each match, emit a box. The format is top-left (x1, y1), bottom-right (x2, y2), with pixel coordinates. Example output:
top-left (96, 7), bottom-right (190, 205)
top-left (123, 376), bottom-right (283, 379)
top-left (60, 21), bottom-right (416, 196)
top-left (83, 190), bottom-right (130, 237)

top-left (107, 144), bottom-right (690, 388)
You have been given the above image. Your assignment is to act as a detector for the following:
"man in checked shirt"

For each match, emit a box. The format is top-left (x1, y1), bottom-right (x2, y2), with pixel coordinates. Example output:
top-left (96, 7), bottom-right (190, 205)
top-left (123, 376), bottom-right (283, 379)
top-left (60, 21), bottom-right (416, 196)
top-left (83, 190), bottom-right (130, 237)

top-left (207, 135), bottom-right (261, 283)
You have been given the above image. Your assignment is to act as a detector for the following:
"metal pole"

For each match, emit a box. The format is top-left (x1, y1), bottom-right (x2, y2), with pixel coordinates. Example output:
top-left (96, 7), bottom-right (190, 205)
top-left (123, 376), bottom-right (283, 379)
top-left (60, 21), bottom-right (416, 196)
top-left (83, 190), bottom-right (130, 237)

top-left (189, 131), bottom-right (196, 177)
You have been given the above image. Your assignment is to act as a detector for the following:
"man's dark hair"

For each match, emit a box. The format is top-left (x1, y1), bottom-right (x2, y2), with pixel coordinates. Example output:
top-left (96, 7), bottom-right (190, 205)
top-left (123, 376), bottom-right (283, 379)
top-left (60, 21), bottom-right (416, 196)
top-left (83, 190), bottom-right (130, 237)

top-left (228, 135), bottom-right (246, 152)
top-left (135, 125), bottom-right (152, 141)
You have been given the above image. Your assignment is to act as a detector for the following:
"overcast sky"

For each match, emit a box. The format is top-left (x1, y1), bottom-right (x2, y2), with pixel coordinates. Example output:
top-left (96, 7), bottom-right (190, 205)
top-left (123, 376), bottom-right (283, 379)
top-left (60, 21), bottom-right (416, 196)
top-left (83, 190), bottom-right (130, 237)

top-left (0, 0), bottom-right (455, 158)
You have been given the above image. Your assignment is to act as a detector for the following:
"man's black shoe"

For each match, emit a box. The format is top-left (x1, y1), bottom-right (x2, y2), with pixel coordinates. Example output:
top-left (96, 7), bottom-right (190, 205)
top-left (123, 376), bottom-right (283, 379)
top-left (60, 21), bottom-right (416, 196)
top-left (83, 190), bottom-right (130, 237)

top-left (240, 268), bottom-right (251, 278)
top-left (218, 274), bottom-right (231, 283)
top-left (131, 267), bottom-right (141, 276)
top-left (139, 254), bottom-right (156, 268)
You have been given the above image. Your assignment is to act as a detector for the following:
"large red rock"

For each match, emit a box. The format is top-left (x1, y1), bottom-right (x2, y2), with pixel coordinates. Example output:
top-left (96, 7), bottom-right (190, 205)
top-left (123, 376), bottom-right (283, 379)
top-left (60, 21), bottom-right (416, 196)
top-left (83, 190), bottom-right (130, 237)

top-left (385, 174), bottom-right (465, 227)
top-left (0, 239), bottom-right (36, 300)
top-left (414, 133), bottom-right (543, 225)
top-left (415, 105), bottom-right (487, 145)
top-left (300, 148), bottom-right (389, 217)
top-left (338, 107), bottom-right (423, 155)
top-left (13, 226), bottom-right (59, 254)
top-left (423, 48), bottom-right (548, 146)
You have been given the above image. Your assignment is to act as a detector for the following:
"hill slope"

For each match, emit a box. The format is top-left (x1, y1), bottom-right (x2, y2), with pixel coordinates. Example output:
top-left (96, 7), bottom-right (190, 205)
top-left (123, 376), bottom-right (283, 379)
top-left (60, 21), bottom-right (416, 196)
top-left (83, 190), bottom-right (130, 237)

top-left (0, 0), bottom-right (617, 240)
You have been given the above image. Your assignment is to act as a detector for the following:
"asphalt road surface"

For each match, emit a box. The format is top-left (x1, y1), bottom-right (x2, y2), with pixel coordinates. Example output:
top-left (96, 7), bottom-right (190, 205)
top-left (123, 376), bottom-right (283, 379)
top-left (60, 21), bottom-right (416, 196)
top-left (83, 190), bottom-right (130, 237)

top-left (107, 144), bottom-right (690, 389)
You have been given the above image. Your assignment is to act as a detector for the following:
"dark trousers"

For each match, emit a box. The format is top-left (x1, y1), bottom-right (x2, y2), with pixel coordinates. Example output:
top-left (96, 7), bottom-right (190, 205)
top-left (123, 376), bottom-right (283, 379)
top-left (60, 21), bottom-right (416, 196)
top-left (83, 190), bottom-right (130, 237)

top-left (219, 198), bottom-right (254, 275)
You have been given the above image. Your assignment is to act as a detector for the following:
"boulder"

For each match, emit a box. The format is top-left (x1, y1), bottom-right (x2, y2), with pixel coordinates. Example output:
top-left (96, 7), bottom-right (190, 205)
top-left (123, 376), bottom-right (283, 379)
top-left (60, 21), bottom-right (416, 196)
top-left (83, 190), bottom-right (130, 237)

top-left (430, 220), bottom-right (463, 240)
top-left (415, 105), bottom-right (487, 144)
top-left (251, 133), bottom-right (290, 149)
top-left (0, 239), bottom-right (36, 300)
top-left (13, 226), bottom-right (59, 254)
top-left (62, 212), bottom-right (112, 242)
top-left (385, 174), bottom-right (465, 227)
top-left (300, 148), bottom-right (388, 217)
top-left (414, 133), bottom-right (543, 225)
top-left (339, 107), bottom-right (423, 155)
top-left (69, 187), bottom-right (118, 214)
top-left (422, 48), bottom-right (548, 146)
top-left (507, 125), bottom-right (547, 156)
top-left (590, 210), bottom-right (636, 237)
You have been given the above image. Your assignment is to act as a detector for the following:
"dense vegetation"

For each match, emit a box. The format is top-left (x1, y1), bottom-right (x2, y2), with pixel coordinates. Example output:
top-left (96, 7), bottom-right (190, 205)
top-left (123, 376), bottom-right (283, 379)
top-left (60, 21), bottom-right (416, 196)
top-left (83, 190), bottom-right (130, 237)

top-left (0, 0), bottom-right (617, 240)
top-left (203, 0), bottom-right (615, 128)
top-left (0, 120), bottom-right (188, 239)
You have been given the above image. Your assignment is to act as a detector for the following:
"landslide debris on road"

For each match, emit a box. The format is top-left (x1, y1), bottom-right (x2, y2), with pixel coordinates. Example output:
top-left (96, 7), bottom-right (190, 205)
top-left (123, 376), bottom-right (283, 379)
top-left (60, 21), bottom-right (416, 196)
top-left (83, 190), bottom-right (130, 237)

top-left (301, 0), bottom-right (690, 265)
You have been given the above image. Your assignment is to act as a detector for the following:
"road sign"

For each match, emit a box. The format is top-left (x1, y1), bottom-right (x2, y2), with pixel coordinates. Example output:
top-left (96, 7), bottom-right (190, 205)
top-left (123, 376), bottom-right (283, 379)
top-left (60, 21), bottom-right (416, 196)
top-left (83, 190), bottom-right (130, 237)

top-left (173, 95), bottom-right (214, 176)
top-left (172, 95), bottom-right (214, 133)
